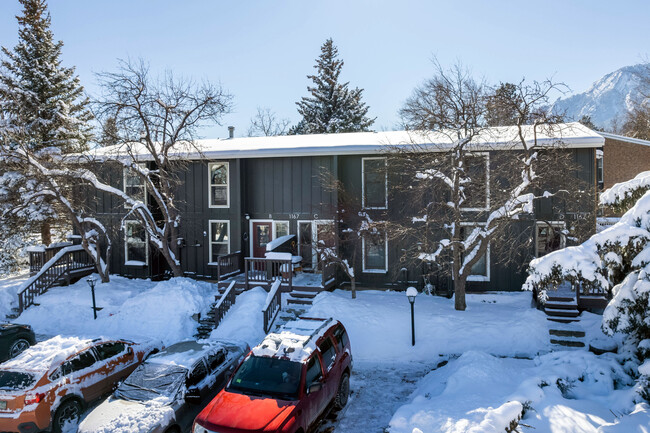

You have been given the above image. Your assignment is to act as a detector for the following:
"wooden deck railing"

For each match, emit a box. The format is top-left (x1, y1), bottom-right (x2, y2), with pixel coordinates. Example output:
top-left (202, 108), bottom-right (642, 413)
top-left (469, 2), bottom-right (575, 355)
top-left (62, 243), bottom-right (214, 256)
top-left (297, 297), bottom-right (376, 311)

top-left (212, 281), bottom-right (237, 328)
top-left (262, 279), bottom-right (282, 333)
top-left (321, 261), bottom-right (336, 288)
top-left (244, 257), bottom-right (293, 291)
top-left (28, 243), bottom-right (74, 275)
top-left (18, 245), bottom-right (95, 313)
top-left (576, 282), bottom-right (610, 310)
top-left (215, 251), bottom-right (243, 281)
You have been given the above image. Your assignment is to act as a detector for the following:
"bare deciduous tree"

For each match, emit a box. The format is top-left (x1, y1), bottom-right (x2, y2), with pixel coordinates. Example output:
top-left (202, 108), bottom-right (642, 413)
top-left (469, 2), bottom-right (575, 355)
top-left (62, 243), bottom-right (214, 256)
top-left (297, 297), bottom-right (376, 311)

top-left (391, 61), bottom-right (586, 311)
top-left (247, 107), bottom-right (290, 137)
top-left (94, 59), bottom-right (233, 277)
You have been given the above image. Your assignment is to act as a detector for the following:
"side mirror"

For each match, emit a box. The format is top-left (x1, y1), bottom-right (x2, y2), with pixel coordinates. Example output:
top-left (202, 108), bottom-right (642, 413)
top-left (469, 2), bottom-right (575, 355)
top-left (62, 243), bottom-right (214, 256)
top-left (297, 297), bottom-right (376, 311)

top-left (185, 387), bottom-right (201, 404)
top-left (307, 382), bottom-right (322, 395)
top-left (126, 347), bottom-right (134, 358)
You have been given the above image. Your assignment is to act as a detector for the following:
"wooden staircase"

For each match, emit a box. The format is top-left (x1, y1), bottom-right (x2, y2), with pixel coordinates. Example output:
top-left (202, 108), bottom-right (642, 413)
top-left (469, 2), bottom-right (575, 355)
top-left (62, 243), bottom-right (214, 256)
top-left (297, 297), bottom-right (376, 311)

top-left (195, 281), bottom-right (240, 339)
top-left (9, 245), bottom-right (95, 319)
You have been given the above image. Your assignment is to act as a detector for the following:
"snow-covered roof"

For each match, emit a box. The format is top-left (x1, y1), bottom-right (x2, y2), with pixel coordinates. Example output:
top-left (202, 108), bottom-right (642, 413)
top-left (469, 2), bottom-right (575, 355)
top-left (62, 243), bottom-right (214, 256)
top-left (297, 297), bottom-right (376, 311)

top-left (599, 131), bottom-right (650, 147)
top-left (0, 336), bottom-right (94, 373)
top-left (89, 122), bottom-right (603, 161)
top-left (251, 318), bottom-right (334, 362)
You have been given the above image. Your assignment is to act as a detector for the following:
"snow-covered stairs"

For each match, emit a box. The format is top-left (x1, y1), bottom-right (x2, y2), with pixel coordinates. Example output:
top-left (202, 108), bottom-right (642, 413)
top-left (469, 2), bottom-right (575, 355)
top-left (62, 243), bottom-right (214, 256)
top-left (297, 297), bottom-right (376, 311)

top-left (286, 289), bottom-right (318, 307)
top-left (545, 294), bottom-right (585, 348)
top-left (195, 283), bottom-right (243, 339)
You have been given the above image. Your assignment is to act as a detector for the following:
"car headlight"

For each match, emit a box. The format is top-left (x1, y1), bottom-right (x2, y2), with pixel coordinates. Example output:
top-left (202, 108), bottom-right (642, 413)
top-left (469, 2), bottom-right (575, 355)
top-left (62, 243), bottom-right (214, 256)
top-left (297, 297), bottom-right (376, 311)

top-left (193, 423), bottom-right (219, 433)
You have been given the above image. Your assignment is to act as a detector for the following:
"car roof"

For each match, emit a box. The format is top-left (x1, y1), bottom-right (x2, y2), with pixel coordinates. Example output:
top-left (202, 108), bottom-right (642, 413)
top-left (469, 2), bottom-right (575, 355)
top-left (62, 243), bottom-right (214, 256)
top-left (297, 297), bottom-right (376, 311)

top-left (251, 318), bottom-right (336, 363)
top-left (0, 335), bottom-right (96, 373)
top-left (145, 340), bottom-right (225, 369)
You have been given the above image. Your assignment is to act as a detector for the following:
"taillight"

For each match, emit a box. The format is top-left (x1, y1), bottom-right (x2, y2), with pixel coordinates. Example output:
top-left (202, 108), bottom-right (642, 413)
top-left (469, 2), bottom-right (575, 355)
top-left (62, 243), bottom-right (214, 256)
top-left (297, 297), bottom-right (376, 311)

top-left (24, 393), bottom-right (45, 405)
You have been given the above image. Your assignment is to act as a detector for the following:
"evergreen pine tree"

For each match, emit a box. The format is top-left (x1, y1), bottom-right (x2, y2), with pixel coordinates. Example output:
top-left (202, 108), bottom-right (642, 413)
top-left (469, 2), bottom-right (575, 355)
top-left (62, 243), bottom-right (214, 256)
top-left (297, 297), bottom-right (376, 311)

top-left (291, 38), bottom-right (374, 134)
top-left (0, 0), bottom-right (93, 153)
top-left (0, 0), bottom-right (93, 244)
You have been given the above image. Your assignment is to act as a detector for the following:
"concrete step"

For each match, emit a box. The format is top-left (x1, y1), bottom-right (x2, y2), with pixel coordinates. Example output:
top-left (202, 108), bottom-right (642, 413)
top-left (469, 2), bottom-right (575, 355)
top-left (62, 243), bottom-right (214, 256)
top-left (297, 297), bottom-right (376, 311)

top-left (547, 316), bottom-right (580, 324)
top-left (287, 298), bottom-right (313, 306)
top-left (545, 300), bottom-right (578, 310)
top-left (545, 307), bottom-right (580, 317)
top-left (547, 295), bottom-right (575, 303)
top-left (289, 291), bottom-right (318, 299)
top-left (550, 337), bottom-right (585, 348)
top-left (549, 328), bottom-right (586, 338)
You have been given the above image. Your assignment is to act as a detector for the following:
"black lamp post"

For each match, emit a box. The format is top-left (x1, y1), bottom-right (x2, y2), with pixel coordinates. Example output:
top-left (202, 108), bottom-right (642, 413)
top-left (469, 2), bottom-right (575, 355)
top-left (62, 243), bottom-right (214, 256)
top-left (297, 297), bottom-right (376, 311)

top-left (406, 286), bottom-right (417, 346)
top-left (86, 277), bottom-right (102, 320)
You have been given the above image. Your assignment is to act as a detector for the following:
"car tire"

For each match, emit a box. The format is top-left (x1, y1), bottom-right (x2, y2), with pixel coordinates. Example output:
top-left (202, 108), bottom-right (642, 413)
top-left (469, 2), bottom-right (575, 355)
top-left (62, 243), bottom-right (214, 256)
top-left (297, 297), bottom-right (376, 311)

top-left (52, 399), bottom-right (82, 433)
top-left (334, 372), bottom-right (350, 410)
top-left (164, 426), bottom-right (180, 433)
top-left (8, 337), bottom-right (30, 359)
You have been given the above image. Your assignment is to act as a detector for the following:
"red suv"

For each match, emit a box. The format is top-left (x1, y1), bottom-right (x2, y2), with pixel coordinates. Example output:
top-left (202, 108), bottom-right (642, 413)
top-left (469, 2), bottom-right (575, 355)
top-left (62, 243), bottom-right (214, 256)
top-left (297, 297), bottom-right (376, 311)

top-left (193, 317), bottom-right (352, 433)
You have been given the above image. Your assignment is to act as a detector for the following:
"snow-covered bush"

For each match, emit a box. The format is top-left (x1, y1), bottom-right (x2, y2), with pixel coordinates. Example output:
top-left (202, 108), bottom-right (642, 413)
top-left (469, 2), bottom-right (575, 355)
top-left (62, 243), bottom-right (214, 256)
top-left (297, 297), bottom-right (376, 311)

top-left (601, 171), bottom-right (650, 214)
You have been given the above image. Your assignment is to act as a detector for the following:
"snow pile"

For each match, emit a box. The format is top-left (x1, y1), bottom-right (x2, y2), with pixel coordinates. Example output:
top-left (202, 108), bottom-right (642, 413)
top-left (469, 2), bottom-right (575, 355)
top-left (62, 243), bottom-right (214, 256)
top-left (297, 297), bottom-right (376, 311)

top-left (306, 290), bottom-right (550, 361)
top-left (210, 286), bottom-right (267, 348)
top-left (15, 276), bottom-right (213, 345)
top-left (0, 274), bottom-right (28, 319)
top-left (388, 350), bottom-right (642, 433)
top-left (2, 335), bottom-right (92, 373)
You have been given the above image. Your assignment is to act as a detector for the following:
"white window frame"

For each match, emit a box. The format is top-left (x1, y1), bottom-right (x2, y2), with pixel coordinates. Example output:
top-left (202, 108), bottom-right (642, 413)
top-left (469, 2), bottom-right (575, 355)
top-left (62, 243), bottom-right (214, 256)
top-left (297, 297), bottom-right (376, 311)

top-left (362, 225), bottom-right (388, 274)
top-left (124, 220), bottom-right (148, 266)
top-left (460, 222), bottom-right (490, 282)
top-left (208, 162), bottom-right (230, 208)
top-left (208, 220), bottom-right (231, 263)
top-left (122, 164), bottom-right (147, 209)
top-left (460, 153), bottom-right (490, 212)
top-left (248, 219), bottom-right (291, 256)
top-left (596, 149), bottom-right (604, 187)
top-left (362, 157), bottom-right (388, 210)
top-left (535, 221), bottom-right (566, 258)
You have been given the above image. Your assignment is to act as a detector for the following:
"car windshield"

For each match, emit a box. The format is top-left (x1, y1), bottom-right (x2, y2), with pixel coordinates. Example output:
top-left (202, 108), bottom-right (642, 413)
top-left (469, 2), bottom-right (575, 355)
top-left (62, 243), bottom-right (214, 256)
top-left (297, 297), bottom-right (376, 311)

top-left (114, 363), bottom-right (187, 402)
top-left (227, 356), bottom-right (302, 400)
top-left (0, 370), bottom-right (36, 391)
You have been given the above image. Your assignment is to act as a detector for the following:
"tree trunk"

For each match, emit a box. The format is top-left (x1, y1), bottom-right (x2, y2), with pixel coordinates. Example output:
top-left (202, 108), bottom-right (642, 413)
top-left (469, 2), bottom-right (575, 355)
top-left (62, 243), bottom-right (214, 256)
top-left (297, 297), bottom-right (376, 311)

top-left (351, 277), bottom-right (356, 299)
top-left (40, 221), bottom-right (52, 246)
top-left (454, 277), bottom-right (467, 311)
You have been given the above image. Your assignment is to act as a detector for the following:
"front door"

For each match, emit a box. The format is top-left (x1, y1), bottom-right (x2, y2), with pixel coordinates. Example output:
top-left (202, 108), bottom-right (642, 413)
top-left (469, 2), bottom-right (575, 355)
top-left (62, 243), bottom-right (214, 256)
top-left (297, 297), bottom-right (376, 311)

top-left (252, 222), bottom-right (272, 258)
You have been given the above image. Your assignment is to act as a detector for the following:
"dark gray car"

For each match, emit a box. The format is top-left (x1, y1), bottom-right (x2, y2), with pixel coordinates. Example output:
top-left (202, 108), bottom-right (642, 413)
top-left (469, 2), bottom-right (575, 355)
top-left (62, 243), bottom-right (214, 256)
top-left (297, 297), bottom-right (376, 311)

top-left (0, 323), bottom-right (36, 363)
top-left (77, 339), bottom-right (249, 433)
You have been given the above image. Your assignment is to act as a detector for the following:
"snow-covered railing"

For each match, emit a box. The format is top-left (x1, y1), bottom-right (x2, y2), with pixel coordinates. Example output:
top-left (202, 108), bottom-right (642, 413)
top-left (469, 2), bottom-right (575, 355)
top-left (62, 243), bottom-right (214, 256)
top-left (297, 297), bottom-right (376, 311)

top-left (321, 261), bottom-right (337, 288)
top-left (28, 242), bottom-right (73, 275)
top-left (212, 281), bottom-right (237, 329)
top-left (208, 251), bottom-right (242, 281)
top-left (18, 245), bottom-right (94, 313)
top-left (262, 279), bottom-right (282, 333)
top-left (244, 257), bottom-right (293, 291)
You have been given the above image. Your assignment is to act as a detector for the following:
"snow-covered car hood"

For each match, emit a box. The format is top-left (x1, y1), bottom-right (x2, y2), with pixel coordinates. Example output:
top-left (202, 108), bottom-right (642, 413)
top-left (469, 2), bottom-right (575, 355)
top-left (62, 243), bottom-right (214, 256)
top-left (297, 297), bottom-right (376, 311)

top-left (78, 396), bottom-right (175, 433)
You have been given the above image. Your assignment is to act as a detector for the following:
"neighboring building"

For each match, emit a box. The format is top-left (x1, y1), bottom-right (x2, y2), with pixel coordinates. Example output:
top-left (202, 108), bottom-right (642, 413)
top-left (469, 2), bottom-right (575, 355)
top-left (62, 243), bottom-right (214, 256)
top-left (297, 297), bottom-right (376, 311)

top-left (599, 132), bottom-right (650, 191)
top-left (87, 123), bottom-right (603, 292)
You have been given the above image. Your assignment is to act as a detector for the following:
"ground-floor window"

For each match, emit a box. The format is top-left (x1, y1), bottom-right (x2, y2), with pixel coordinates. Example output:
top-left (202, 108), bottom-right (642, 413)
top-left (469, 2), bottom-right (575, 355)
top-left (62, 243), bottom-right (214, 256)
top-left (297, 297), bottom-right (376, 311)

top-left (460, 223), bottom-right (489, 281)
top-left (209, 220), bottom-right (230, 262)
top-left (535, 221), bottom-right (566, 257)
top-left (362, 227), bottom-right (387, 273)
top-left (274, 221), bottom-right (289, 238)
top-left (299, 220), bottom-right (335, 270)
top-left (124, 220), bottom-right (148, 265)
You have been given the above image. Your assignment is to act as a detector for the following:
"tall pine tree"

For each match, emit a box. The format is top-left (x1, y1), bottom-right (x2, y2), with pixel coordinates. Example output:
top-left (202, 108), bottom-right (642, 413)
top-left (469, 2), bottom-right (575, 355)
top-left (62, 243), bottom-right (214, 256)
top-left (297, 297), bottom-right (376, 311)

top-left (0, 0), bottom-right (93, 244)
top-left (291, 38), bottom-right (374, 134)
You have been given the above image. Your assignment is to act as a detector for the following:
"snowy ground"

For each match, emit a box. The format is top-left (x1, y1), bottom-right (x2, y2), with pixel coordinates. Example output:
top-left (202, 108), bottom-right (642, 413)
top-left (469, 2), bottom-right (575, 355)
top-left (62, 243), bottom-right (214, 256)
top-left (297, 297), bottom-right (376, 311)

top-left (1, 275), bottom-right (648, 433)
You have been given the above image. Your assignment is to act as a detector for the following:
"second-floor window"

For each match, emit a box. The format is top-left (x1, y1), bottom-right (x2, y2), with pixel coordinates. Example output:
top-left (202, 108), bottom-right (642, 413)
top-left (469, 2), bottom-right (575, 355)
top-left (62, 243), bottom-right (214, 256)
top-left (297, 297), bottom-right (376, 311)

top-left (123, 165), bottom-right (146, 206)
top-left (209, 162), bottom-right (229, 207)
top-left (362, 157), bottom-right (387, 209)
top-left (461, 153), bottom-right (489, 211)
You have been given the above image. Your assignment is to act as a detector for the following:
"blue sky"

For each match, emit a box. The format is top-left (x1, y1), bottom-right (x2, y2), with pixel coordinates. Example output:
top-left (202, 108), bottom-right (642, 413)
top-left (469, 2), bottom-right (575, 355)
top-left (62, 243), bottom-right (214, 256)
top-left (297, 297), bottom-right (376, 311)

top-left (1, 0), bottom-right (649, 138)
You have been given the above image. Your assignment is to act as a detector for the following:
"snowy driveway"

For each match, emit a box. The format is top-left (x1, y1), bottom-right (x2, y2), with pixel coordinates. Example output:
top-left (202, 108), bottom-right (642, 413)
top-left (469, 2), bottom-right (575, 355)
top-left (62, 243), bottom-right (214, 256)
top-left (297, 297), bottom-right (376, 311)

top-left (317, 361), bottom-right (434, 433)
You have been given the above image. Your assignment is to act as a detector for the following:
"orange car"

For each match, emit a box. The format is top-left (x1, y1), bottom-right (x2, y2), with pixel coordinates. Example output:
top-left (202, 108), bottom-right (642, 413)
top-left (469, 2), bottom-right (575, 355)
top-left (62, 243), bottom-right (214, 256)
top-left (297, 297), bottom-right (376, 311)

top-left (0, 335), bottom-right (161, 433)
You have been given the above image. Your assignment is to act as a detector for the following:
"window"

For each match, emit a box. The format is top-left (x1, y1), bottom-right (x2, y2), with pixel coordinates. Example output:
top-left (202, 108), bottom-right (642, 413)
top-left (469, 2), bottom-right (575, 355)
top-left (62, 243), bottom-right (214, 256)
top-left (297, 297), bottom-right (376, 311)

top-left (125, 221), bottom-right (148, 265)
top-left (362, 157), bottom-right (387, 209)
top-left (207, 348), bottom-right (226, 371)
top-left (94, 342), bottom-right (126, 361)
top-left (209, 162), bottom-right (229, 207)
top-left (209, 220), bottom-right (230, 262)
top-left (62, 350), bottom-right (97, 375)
top-left (461, 153), bottom-right (490, 211)
top-left (298, 220), bottom-right (335, 270)
top-left (333, 326), bottom-right (349, 353)
top-left (187, 360), bottom-right (208, 388)
top-left (304, 355), bottom-right (323, 390)
top-left (596, 150), bottom-right (604, 189)
top-left (460, 223), bottom-right (489, 281)
top-left (123, 165), bottom-right (146, 206)
top-left (318, 337), bottom-right (337, 371)
top-left (362, 227), bottom-right (387, 273)
top-left (274, 221), bottom-right (289, 238)
top-left (536, 221), bottom-right (566, 257)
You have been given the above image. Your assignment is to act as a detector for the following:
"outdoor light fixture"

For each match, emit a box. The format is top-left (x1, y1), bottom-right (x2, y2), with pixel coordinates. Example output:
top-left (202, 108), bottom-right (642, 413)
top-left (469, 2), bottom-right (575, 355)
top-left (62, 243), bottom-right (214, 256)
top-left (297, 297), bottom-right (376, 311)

top-left (86, 277), bottom-right (103, 320)
top-left (406, 286), bottom-right (417, 346)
